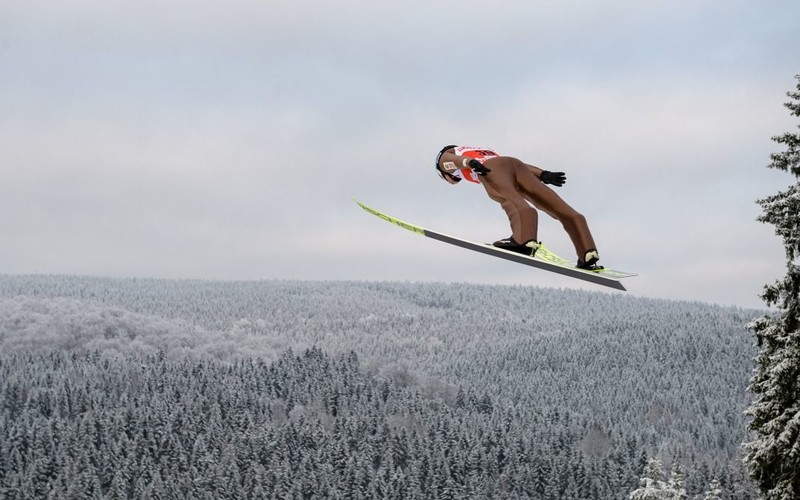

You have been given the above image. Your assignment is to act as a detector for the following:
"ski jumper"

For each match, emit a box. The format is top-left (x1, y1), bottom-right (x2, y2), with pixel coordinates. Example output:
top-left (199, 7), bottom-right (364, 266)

top-left (448, 146), bottom-right (597, 261)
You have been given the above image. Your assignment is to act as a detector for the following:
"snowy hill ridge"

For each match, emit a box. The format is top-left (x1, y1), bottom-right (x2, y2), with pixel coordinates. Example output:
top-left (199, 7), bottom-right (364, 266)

top-left (0, 275), bottom-right (759, 498)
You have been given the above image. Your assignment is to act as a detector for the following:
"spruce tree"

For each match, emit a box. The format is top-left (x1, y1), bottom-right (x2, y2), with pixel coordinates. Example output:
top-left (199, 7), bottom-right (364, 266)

top-left (744, 74), bottom-right (800, 500)
top-left (628, 458), bottom-right (669, 500)
top-left (703, 479), bottom-right (723, 500)
top-left (667, 464), bottom-right (687, 500)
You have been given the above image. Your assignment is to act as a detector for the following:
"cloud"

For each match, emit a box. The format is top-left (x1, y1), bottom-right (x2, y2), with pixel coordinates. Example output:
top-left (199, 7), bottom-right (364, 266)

top-left (0, 0), bottom-right (798, 306)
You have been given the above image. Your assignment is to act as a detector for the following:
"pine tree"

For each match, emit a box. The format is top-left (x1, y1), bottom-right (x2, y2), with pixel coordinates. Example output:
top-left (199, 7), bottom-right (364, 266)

top-left (703, 479), bottom-right (723, 500)
top-left (744, 74), bottom-right (800, 500)
top-left (629, 458), bottom-right (666, 500)
top-left (667, 464), bottom-right (687, 500)
top-left (107, 469), bottom-right (130, 500)
top-left (629, 458), bottom-right (687, 500)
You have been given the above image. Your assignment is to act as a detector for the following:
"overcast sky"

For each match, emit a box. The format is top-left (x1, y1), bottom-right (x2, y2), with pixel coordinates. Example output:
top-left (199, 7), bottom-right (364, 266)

top-left (1, 1), bottom-right (798, 309)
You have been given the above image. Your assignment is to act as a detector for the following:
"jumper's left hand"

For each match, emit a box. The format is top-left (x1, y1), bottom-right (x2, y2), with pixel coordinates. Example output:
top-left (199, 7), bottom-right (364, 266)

top-left (540, 171), bottom-right (566, 187)
top-left (468, 159), bottom-right (491, 176)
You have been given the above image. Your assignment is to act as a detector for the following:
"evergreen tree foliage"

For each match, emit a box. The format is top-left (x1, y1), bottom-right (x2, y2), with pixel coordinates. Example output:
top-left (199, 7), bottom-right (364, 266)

top-left (628, 459), bottom-right (688, 500)
top-left (0, 276), bottom-right (761, 498)
top-left (667, 464), bottom-right (687, 500)
top-left (703, 479), bottom-right (723, 500)
top-left (744, 74), bottom-right (800, 500)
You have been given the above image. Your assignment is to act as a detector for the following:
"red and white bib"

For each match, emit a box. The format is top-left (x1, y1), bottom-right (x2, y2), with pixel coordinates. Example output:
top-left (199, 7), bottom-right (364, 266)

top-left (451, 146), bottom-right (500, 183)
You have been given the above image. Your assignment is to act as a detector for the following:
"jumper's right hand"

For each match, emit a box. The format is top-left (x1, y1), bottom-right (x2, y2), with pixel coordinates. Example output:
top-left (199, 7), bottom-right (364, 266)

top-left (468, 159), bottom-right (491, 176)
top-left (540, 171), bottom-right (566, 187)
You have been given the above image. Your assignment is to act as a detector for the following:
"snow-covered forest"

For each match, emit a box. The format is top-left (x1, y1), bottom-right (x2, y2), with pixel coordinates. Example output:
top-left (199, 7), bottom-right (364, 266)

top-left (0, 275), bottom-right (759, 498)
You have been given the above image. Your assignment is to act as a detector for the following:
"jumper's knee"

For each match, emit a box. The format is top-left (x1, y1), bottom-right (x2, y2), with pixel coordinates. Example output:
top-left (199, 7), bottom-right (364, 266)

top-left (561, 210), bottom-right (585, 227)
top-left (571, 212), bottom-right (587, 227)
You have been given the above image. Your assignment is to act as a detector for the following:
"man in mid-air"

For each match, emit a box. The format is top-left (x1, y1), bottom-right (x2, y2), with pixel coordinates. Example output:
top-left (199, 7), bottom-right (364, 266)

top-left (435, 145), bottom-right (601, 270)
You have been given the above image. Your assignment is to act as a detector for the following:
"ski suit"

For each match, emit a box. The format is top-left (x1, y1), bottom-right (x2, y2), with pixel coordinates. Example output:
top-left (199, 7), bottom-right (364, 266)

top-left (438, 146), bottom-right (597, 261)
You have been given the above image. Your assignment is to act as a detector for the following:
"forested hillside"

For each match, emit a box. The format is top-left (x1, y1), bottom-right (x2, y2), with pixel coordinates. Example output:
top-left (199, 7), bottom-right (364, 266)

top-left (0, 275), bottom-right (759, 498)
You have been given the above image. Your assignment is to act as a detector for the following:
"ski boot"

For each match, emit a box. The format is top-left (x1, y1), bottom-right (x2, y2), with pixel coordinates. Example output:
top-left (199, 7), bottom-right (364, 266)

top-left (493, 237), bottom-right (541, 257)
top-left (577, 249), bottom-right (604, 271)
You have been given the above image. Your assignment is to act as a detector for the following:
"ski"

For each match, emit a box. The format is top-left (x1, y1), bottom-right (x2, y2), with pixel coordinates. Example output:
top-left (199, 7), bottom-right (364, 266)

top-left (355, 198), bottom-right (636, 291)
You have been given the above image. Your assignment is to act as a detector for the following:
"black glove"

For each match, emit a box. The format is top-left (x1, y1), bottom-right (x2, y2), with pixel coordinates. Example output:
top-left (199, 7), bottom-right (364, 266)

top-left (468, 159), bottom-right (491, 176)
top-left (540, 170), bottom-right (566, 187)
